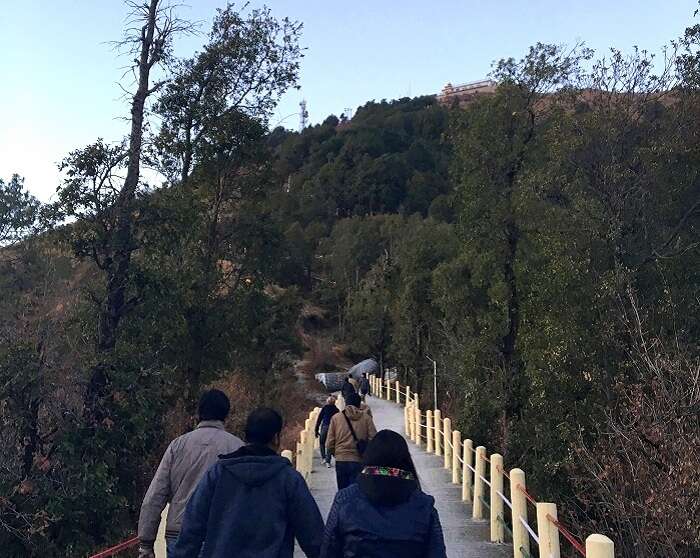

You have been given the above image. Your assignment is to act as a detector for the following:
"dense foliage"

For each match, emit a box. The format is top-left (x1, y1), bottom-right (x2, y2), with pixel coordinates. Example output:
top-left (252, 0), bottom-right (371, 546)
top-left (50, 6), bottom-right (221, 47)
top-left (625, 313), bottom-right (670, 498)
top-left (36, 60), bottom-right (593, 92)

top-left (3, 2), bottom-right (700, 557)
top-left (0, 2), bottom-right (304, 556)
top-left (266, 38), bottom-right (700, 558)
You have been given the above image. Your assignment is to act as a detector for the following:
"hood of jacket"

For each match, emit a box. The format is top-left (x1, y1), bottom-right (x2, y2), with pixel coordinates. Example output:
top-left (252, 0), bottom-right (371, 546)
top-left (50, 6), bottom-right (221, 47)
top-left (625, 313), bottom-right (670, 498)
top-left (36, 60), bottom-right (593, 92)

top-left (343, 405), bottom-right (364, 420)
top-left (218, 445), bottom-right (290, 487)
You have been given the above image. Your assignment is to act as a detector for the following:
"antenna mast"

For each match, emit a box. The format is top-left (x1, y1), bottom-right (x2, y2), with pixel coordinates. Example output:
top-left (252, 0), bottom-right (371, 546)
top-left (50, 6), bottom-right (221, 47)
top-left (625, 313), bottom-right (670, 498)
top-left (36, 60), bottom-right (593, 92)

top-left (299, 100), bottom-right (308, 131)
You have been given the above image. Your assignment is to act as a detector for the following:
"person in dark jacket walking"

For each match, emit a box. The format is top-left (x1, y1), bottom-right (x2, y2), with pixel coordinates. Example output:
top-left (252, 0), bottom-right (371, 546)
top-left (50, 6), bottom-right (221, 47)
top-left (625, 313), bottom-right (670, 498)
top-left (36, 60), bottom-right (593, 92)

top-left (358, 373), bottom-right (371, 402)
top-left (340, 375), bottom-right (356, 404)
top-left (320, 429), bottom-right (447, 558)
top-left (171, 408), bottom-right (324, 558)
top-left (315, 396), bottom-right (339, 467)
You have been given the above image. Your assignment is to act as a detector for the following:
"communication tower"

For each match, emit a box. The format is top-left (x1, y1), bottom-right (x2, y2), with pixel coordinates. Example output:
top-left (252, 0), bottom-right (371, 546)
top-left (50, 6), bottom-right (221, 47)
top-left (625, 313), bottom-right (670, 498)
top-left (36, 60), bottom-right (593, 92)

top-left (299, 100), bottom-right (308, 131)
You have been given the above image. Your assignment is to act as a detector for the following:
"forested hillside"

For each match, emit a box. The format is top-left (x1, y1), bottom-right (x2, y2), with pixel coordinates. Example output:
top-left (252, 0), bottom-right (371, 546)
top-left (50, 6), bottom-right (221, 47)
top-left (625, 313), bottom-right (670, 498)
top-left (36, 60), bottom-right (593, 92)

top-left (2, 1), bottom-right (700, 556)
top-left (266, 43), bottom-right (700, 558)
top-left (0, 4), bottom-right (311, 556)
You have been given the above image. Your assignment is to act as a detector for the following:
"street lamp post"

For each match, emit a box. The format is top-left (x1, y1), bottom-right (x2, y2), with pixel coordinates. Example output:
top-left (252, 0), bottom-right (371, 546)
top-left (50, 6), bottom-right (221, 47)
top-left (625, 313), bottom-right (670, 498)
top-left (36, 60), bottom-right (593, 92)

top-left (425, 355), bottom-right (438, 410)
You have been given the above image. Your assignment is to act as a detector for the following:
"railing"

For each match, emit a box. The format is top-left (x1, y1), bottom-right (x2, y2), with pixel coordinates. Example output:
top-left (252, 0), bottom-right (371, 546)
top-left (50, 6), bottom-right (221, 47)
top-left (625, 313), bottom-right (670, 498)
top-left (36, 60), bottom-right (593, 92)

top-left (370, 375), bottom-right (615, 558)
top-left (290, 406), bottom-right (322, 481)
top-left (88, 406), bottom-right (321, 558)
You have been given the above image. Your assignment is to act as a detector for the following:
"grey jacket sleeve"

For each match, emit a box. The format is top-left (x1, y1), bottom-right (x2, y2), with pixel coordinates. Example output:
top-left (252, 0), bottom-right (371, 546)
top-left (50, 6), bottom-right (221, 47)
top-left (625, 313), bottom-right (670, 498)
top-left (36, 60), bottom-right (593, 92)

top-left (138, 443), bottom-right (174, 543)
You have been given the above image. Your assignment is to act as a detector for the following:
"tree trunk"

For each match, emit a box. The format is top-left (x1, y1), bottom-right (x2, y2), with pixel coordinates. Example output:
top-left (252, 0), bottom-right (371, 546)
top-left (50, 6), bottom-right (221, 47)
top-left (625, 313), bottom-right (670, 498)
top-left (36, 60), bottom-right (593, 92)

top-left (84, 0), bottom-right (161, 422)
top-left (501, 218), bottom-right (521, 453)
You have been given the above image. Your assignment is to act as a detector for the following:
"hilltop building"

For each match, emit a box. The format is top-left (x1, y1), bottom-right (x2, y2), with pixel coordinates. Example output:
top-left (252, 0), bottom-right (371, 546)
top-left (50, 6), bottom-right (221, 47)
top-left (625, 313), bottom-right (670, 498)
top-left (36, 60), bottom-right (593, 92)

top-left (437, 79), bottom-right (496, 106)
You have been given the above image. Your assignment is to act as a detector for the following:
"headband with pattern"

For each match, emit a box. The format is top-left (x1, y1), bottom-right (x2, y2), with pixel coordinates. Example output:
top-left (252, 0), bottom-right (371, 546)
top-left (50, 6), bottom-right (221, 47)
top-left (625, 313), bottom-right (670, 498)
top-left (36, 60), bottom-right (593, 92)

top-left (361, 466), bottom-right (415, 480)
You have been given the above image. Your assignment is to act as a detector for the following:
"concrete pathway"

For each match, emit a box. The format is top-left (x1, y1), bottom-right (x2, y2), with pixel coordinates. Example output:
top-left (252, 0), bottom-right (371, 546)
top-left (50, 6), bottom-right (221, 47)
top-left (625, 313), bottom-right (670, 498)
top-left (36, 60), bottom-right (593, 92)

top-left (296, 395), bottom-right (510, 558)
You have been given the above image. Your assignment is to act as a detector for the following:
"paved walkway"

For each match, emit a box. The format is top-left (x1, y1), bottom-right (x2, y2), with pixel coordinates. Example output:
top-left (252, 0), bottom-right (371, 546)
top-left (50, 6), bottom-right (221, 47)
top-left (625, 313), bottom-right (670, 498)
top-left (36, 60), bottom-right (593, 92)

top-left (296, 395), bottom-right (510, 558)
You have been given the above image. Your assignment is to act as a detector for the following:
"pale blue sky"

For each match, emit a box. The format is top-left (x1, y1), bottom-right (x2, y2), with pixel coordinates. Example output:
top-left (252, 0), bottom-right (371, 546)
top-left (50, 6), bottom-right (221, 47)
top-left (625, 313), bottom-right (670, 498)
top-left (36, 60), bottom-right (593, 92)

top-left (1, 1), bottom-right (697, 200)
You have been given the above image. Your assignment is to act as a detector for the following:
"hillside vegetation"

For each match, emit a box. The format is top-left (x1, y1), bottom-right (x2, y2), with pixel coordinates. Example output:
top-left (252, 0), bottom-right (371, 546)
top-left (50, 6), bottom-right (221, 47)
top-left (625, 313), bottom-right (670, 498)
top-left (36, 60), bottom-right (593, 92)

top-left (264, 45), bottom-right (700, 557)
top-left (2, 3), bottom-right (700, 557)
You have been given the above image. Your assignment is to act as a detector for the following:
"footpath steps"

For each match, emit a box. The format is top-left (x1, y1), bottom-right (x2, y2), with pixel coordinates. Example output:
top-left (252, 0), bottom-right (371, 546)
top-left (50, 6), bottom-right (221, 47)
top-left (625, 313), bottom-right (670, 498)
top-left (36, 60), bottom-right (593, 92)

top-left (295, 395), bottom-right (509, 558)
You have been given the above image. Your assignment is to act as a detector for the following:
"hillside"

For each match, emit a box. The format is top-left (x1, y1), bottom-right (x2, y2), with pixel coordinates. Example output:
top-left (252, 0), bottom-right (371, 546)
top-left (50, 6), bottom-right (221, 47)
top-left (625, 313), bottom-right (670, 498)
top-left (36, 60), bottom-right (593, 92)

top-left (2, 10), bottom-right (700, 556)
top-left (268, 63), bottom-right (700, 557)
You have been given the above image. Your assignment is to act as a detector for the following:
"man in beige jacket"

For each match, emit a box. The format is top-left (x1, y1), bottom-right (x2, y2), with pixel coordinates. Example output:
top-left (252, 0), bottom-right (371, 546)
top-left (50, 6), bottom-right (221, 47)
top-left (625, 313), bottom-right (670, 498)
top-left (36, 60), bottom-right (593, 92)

top-left (326, 392), bottom-right (377, 490)
top-left (137, 389), bottom-right (243, 557)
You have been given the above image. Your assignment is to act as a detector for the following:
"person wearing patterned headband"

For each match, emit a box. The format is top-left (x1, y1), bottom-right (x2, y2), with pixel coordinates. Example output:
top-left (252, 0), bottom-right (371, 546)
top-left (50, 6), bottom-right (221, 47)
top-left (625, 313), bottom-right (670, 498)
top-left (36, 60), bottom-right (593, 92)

top-left (320, 429), bottom-right (446, 558)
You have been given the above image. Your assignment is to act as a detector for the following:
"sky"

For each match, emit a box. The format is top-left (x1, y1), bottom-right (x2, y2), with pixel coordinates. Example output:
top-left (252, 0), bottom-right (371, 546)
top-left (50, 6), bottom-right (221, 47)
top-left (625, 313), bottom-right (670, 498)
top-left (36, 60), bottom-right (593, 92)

top-left (0, 0), bottom-right (697, 201)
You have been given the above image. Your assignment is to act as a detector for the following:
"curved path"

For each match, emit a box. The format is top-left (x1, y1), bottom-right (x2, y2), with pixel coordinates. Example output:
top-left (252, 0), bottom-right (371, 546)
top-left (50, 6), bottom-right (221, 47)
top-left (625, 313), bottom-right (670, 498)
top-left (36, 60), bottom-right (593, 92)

top-left (296, 395), bottom-right (510, 558)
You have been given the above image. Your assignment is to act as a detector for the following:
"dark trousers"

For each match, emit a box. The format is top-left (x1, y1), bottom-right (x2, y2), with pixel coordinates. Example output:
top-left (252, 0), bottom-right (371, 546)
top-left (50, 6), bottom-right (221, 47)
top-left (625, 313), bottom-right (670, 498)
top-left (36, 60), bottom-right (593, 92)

top-left (319, 424), bottom-right (330, 463)
top-left (335, 461), bottom-right (363, 490)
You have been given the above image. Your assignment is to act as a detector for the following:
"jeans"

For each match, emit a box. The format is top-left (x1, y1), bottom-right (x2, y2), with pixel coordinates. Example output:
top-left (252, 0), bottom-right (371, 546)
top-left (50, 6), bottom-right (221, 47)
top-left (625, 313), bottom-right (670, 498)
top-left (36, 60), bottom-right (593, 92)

top-left (319, 424), bottom-right (330, 463)
top-left (335, 461), bottom-right (363, 490)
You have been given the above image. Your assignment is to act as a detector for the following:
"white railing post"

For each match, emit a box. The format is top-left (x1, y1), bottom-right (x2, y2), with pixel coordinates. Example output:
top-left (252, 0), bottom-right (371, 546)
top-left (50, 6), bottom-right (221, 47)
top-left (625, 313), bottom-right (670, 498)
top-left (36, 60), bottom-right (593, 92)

top-left (415, 406), bottom-right (423, 447)
top-left (409, 405), bottom-right (416, 441)
top-left (451, 430), bottom-right (461, 484)
top-left (295, 440), bottom-right (303, 473)
top-left (298, 433), bottom-right (307, 478)
top-left (462, 439), bottom-right (473, 501)
top-left (395, 380), bottom-right (400, 403)
top-left (378, 378), bottom-right (383, 399)
top-left (426, 410), bottom-right (434, 453)
top-left (473, 446), bottom-right (486, 519)
top-left (405, 385), bottom-right (410, 405)
top-left (413, 394), bottom-right (420, 446)
top-left (304, 431), bottom-right (311, 476)
top-left (155, 506), bottom-right (168, 557)
top-left (305, 414), bottom-right (315, 473)
top-left (586, 534), bottom-right (615, 558)
top-left (434, 410), bottom-right (442, 456)
top-left (304, 416), bottom-right (312, 458)
top-left (536, 503), bottom-right (561, 558)
top-left (490, 453), bottom-right (504, 543)
top-left (443, 418), bottom-right (452, 470)
top-left (510, 468), bottom-right (529, 558)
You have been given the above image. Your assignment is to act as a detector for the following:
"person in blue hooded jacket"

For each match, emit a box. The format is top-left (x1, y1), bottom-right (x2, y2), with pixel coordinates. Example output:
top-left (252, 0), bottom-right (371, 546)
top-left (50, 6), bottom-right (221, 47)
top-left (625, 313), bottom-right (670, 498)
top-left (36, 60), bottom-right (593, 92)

top-left (320, 429), bottom-right (446, 558)
top-left (171, 407), bottom-right (324, 558)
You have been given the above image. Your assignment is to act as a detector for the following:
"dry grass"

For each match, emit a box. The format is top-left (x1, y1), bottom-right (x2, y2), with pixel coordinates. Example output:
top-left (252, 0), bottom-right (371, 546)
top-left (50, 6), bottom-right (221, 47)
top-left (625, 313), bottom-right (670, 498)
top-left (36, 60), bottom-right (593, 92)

top-left (156, 301), bottom-right (350, 461)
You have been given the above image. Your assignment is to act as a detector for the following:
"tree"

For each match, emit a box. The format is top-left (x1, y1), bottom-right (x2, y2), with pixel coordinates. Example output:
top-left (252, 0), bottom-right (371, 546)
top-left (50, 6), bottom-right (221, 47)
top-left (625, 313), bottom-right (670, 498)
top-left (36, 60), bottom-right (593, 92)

top-left (154, 3), bottom-right (303, 184)
top-left (451, 43), bottom-right (592, 451)
top-left (345, 254), bottom-right (393, 367)
top-left (0, 175), bottom-right (39, 245)
top-left (574, 297), bottom-right (700, 558)
top-left (144, 5), bottom-right (303, 405)
top-left (50, 0), bottom-right (191, 424)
